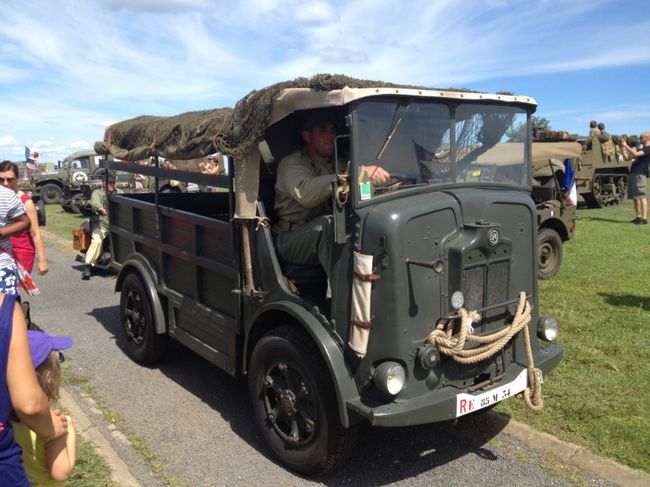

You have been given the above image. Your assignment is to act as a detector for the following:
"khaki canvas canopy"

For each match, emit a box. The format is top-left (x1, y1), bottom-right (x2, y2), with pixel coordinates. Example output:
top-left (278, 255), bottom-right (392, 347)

top-left (94, 74), bottom-right (537, 218)
top-left (474, 141), bottom-right (583, 176)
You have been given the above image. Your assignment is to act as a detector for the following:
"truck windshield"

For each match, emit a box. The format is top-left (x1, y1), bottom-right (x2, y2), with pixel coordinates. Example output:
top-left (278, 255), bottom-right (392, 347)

top-left (352, 99), bottom-right (529, 201)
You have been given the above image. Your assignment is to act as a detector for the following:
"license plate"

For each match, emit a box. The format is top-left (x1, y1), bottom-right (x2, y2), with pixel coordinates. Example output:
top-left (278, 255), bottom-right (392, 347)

top-left (456, 369), bottom-right (528, 417)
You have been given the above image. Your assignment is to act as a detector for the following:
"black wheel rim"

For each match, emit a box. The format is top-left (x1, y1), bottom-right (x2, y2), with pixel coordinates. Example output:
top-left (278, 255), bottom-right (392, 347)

top-left (262, 361), bottom-right (318, 447)
top-left (538, 240), bottom-right (557, 272)
top-left (124, 288), bottom-right (146, 346)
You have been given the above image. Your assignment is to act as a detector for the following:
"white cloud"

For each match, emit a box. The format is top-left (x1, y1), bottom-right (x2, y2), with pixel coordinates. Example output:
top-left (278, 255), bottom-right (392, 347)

top-left (294, 1), bottom-right (338, 25)
top-left (0, 0), bottom-right (648, 157)
top-left (0, 136), bottom-right (17, 147)
top-left (101, 0), bottom-right (212, 12)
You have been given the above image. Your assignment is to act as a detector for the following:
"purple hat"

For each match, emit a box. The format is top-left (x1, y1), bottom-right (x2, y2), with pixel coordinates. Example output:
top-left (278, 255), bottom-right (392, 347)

top-left (27, 330), bottom-right (73, 368)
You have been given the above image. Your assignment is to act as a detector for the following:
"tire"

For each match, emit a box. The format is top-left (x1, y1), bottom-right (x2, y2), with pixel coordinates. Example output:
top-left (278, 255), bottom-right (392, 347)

top-left (119, 273), bottom-right (168, 364)
top-left (36, 200), bottom-right (46, 227)
top-left (537, 228), bottom-right (563, 280)
top-left (248, 326), bottom-right (357, 475)
top-left (68, 193), bottom-right (85, 214)
top-left (39, 183), bottom-right (63, 204)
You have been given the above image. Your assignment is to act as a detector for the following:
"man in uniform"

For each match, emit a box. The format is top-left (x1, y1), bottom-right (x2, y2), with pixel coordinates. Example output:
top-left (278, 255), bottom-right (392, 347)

top-left (619, 132), bottom-right (650, 225)
top-left (273, 112), bottom-right (390, 281)
top-left (82, 174), bottom-right (120, 279)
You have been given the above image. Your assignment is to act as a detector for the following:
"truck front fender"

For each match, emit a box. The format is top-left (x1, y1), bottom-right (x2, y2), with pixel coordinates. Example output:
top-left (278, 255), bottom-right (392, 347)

top-left (115, 254), bottom-right (166, 335)
top-left (245, 301), bottom-right (360, 427)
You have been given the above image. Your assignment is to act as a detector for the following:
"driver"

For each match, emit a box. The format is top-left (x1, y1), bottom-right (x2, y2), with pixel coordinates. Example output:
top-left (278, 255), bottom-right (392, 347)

top-left (82, 174), bottom-right (121, 280)
top-left (273, 111), bottom-right (390, 282)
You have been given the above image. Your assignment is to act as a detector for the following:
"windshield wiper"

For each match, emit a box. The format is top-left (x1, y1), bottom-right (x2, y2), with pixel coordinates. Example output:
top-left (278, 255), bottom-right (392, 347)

top-left (376, 101), bottom-right (410, 159)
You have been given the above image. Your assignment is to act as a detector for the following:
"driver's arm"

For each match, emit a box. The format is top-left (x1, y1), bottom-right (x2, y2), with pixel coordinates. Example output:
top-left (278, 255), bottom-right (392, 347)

top-left (360, 165), bottom-right (391, 186)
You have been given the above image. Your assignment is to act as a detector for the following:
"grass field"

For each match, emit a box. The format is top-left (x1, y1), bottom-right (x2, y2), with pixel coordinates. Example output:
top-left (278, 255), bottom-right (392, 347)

top-left (43, 200), bottom-right (650, 474)
top-left (497, 199), bottom-right (650, 473)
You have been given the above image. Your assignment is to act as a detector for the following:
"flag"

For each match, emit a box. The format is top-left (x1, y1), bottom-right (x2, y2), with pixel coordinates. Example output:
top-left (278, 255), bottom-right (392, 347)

top-left (562, 158), bottom-right (577, 206)
top-left (25, 146), bottom-right (39, 170)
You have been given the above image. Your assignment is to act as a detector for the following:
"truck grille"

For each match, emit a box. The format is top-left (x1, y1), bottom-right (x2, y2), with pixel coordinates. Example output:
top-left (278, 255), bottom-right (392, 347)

top-left (463, 261), bottom-right (509, 311)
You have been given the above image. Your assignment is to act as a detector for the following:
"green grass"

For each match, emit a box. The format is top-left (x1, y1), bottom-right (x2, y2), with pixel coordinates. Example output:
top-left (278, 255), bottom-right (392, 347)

top-left (43, 203), bottom-right (87, 241)
top-left (66, 439), bottom-right (115, 487)
top-left (44, 201), bottom-right (650, 474)
top-left (497, 200), bottom-right (650, 473)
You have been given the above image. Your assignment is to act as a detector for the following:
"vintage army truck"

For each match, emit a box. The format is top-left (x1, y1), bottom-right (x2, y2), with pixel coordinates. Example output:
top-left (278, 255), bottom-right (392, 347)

top-left (95, 75), bottom-right (563, 475)
top-left (531, 141), bottom-right (580, 279)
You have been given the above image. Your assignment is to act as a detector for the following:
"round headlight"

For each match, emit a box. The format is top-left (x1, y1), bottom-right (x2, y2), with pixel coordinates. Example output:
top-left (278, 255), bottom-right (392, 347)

top-left (538, 316), bottom-right (559, 341)
top-left (451, 290), bottom-right (464, 310)
top-left (373, 362), bottom-right (406, 396)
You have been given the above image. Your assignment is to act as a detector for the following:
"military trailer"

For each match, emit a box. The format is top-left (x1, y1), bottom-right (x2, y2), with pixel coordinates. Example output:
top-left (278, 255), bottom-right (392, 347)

top-left (96, 76), bottom-right (563, 475)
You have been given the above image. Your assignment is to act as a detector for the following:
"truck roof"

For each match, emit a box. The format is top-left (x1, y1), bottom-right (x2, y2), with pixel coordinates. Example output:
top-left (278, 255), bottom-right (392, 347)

top-left (95, 74), bottom-right (536, 163)
top-left (62, 150), bottom-right (98, 162)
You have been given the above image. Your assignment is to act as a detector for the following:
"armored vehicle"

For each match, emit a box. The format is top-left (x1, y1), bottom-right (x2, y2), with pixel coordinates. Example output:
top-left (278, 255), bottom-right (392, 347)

top-left (96, 76), bottom-right (563, 475)
top-left (573, 133), bottom-right (630, 208)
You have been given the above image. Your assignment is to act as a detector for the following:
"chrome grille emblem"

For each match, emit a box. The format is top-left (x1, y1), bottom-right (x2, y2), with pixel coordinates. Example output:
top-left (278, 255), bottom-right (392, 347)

top-left (488, 228), bottom-right (499, 247)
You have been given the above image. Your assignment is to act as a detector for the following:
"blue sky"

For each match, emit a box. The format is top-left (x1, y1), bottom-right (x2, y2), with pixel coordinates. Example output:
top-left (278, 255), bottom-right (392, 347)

top-left (1, 0), bottom-right (649, 162)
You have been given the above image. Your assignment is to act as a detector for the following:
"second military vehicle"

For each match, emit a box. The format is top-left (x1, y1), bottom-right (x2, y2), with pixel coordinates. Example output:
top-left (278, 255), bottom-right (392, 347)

top-left (95, 75), bottom-right (563, 475)
top-left (535, 129), bottom-right (633, 208)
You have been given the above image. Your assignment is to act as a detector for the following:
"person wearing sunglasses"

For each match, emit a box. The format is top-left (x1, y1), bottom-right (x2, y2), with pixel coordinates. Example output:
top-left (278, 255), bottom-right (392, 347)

top-left (0, 161), bottom-right (48, 277)
top-left (0, 162), bottom-right (31, 295)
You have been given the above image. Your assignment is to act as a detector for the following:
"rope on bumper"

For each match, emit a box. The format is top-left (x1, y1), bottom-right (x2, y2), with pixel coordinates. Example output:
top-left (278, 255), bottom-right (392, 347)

top-left (426, 291), bottom-right (544, 411)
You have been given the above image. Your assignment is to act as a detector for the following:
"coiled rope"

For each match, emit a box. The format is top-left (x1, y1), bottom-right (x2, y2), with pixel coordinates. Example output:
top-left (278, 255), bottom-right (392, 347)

top-left (426, 291), bottom-right (544, 411)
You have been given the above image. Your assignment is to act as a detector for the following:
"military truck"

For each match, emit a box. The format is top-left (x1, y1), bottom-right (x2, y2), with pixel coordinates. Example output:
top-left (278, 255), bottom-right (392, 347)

top-left (470, 141), bottom-right (578, 279)
top-left (31, 150), bottom-right (106, 206)
top-left (30, 150), bottom-right (129, 213)
top-left (96, 76), bottom-right (563, 475)
top-left (531, 141), bottom-right (580, 279)
top-left (573, 133), bottom-right (630, 208)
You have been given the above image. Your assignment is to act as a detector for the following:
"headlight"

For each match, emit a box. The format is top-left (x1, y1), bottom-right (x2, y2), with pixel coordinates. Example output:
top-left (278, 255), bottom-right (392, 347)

top-left (537, 316), bottom-right (559, 341)
top-left (451, 290), bottom-right (464, 310)
top-left (373, 362), bottom-right (406, 396)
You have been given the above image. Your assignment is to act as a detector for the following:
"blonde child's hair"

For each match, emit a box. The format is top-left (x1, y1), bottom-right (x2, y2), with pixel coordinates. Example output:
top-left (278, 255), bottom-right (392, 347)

top-left (35, 351), bottom-right (62, 401)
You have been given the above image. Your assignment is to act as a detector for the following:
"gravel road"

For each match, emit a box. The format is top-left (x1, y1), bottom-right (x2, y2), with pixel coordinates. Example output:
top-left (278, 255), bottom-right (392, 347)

top-left (31, 235), bottom-right (613, 487)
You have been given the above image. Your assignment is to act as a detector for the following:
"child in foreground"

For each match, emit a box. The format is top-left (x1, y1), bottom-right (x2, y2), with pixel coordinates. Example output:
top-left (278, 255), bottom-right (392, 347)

top-left (11, 331), bottom-right (77, 486)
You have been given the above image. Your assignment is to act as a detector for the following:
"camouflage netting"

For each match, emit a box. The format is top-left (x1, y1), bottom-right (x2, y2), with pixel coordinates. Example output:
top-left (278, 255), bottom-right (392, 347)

top-left (94, 73), bottom-right (478, 163)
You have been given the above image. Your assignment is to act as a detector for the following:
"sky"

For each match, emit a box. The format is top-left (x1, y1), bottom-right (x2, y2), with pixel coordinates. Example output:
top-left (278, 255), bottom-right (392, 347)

top-left (1, 0), bottom-right (649, 162)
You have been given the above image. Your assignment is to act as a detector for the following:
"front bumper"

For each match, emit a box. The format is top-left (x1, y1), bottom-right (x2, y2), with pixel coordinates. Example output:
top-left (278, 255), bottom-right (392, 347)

top-left (346, 342), bottom-right (563, 427)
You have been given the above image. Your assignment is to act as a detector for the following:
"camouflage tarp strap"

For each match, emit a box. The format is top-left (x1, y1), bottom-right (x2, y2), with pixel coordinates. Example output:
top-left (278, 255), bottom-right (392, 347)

top-left (427, 291), bottom-right (544, 411)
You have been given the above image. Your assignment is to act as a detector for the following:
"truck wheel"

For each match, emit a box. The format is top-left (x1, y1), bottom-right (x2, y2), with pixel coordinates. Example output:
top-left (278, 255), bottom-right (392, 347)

top-left (68, 193), bottom-right (85, 214)
top-left (120, 273), bottom-right (167, 364)
top-left (39, 183), bottom-right (63, 204)
top-left (248, 326), bottom-right (356, 475)
top-left (537, 228), bottom-right (563, 280)
top-left (36, 201), bottom-right (46, 227)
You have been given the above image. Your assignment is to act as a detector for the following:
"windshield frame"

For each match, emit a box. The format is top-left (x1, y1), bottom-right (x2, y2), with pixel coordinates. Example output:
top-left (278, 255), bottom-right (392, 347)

top-left (348, 96), bottom-right (533, 208)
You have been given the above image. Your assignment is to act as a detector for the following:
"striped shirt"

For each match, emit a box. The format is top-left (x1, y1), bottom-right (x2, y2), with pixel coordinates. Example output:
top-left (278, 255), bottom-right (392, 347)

top-left (0, 186), bottom-right (26, 271)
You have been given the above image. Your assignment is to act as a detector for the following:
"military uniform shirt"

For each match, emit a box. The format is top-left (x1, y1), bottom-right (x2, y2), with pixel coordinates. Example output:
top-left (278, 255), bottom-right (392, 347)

top-left (274, 150), bottom-right (336, 225)
top-left (90, 187), bottom-right (122, 232)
